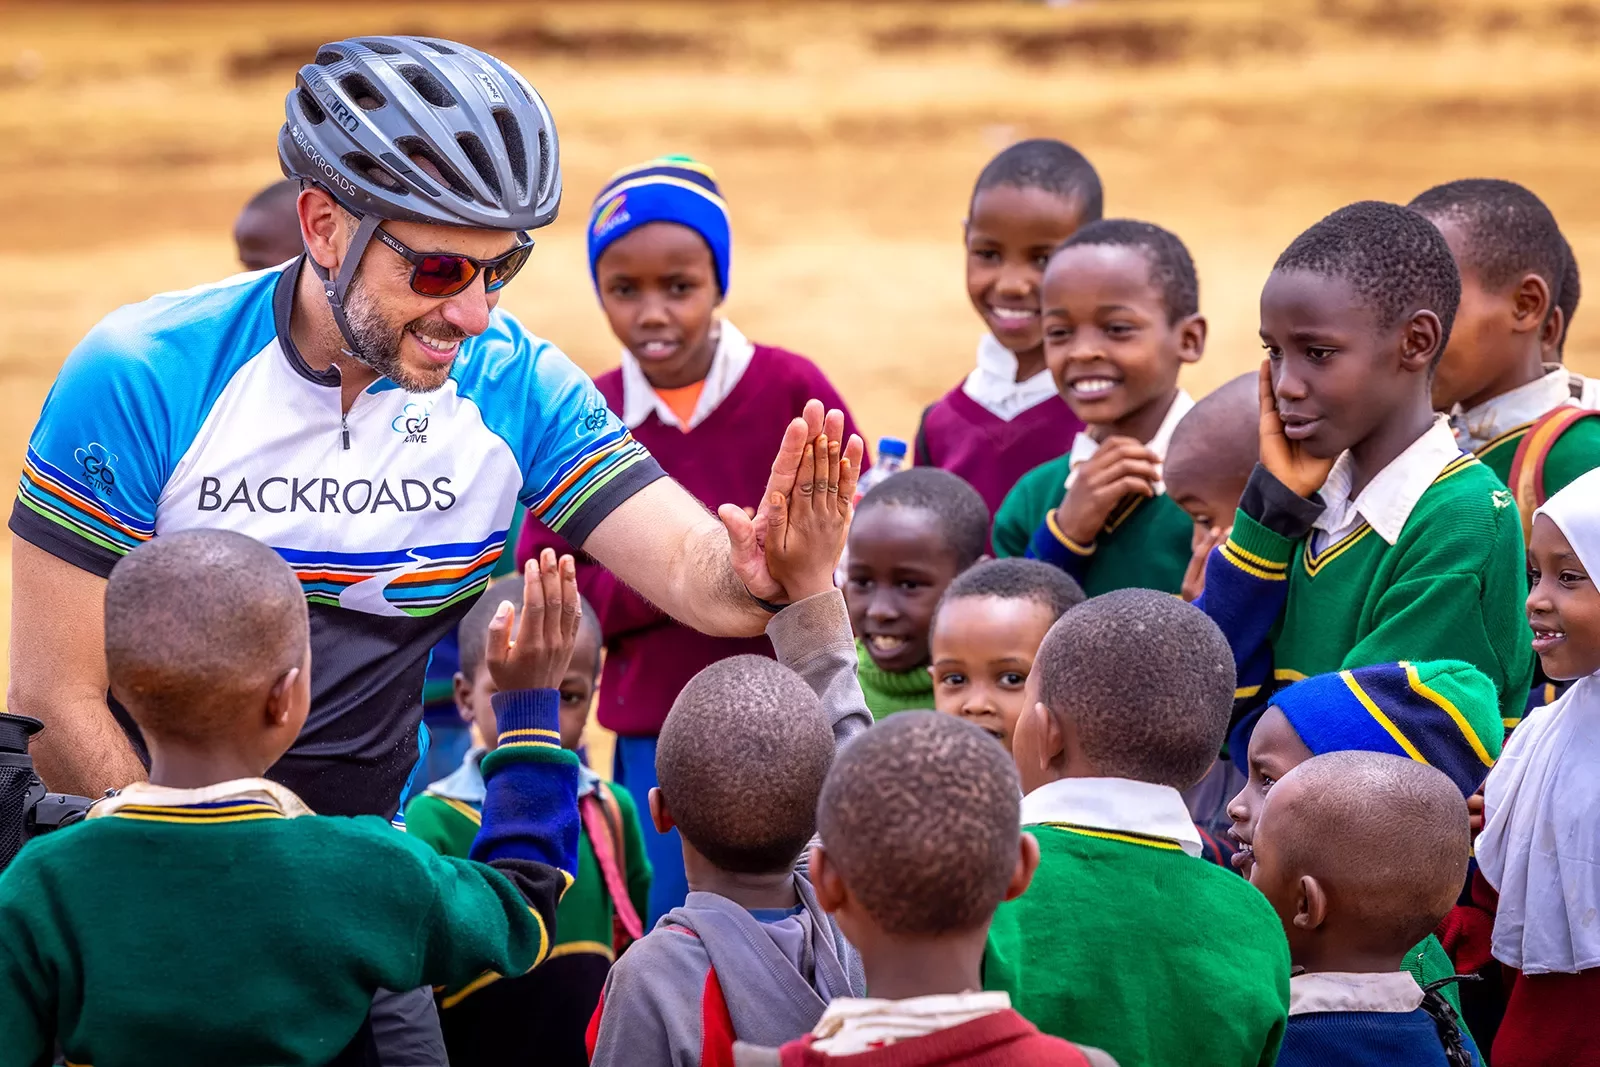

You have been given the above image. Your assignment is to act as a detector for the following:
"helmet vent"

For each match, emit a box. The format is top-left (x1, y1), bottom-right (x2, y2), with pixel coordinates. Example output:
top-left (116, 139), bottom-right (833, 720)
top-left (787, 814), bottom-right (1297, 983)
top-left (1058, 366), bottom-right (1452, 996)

top-left (343, 152), bottom-right (407, 194)
top-left (493, 109), bottom-right (528, 200)
top-left (457, 133), bottom-right (503, 201)
top-left (314, 48), bottom-right (346, 67)
top-left (399, 65), bottom-right (456, 108)
top-left (413, 38), bottom-right (457, 54)
top-left (396, 137), bottom-right (473, 201)
top-left (361, 39), bottom-right (403, 55)
top-left (297, 87), bottom-right (327, 125)
top-left (340, 74), bottom-right (386, 110)
top-left (535, 126), bottom-right (552, 201)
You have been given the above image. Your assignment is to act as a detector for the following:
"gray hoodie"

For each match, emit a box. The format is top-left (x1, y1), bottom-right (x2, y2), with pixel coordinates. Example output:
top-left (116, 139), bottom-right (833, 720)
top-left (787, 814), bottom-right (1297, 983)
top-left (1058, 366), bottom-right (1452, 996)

top-left (587, 590), bottom-right (872, 1066)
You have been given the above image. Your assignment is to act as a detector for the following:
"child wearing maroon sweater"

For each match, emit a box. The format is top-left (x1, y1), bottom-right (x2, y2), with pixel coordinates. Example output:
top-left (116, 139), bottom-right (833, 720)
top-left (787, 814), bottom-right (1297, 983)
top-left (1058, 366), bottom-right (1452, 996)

top-left (914, 139), bottom-right (1096, 524)
top-left (517, 154), bottom-right (864, 923)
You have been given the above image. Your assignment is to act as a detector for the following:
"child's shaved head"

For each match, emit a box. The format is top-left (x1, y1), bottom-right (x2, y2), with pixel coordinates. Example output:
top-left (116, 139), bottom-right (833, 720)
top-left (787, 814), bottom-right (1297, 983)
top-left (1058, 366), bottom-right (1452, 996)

top-left (819, 712), bottom-right (1021, 936)
top-left (657, 655), bottom-right (834, 874)
top-left (1165, 372), bottom-right (1260, 530)
top-left (1033, 589), bottom-right (1234, 788)
top-left (1258, 752), bottom-right (1469, 952)
top-left (105, 530), bottom-right (308, 743)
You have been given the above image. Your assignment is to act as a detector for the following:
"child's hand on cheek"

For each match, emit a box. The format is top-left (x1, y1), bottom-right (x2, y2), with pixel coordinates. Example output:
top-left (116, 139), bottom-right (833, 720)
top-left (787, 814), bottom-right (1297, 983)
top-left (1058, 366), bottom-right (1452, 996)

top-left (1182, 525), bottom-right (1229, 602)
top-left (486, 549), bottom-right (583, 692)
top-left (1257, 359), bottom-right (1335, 498)
top-left (764, 431), bottom-right (865, 602)
top-left (1054, 437), bottom-right (1161, 545)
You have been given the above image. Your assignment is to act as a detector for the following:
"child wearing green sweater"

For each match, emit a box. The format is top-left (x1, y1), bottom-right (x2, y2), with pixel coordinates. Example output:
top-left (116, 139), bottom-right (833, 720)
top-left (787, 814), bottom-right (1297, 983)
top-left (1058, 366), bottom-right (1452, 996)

top-left (405, 572), bottom-right (651, 1067)
top-left (1198, 201), bottom-right (1533, 730)
top-left (986, 589), bottom-right (1290, 1067)
top-left (0, 532), bottom-right (582, 1067)
top-left (844, 468), bottom-right (990, 720)
top-left (996, 219), bottom-right (1205, 598)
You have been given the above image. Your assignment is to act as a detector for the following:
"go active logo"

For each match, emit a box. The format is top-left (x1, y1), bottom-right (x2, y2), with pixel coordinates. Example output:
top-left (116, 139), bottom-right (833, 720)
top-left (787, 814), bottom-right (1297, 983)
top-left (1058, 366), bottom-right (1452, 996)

top-left (74, 442), bottom-right (118, 495)
top-left (392, 401), bottom-right (430, 444)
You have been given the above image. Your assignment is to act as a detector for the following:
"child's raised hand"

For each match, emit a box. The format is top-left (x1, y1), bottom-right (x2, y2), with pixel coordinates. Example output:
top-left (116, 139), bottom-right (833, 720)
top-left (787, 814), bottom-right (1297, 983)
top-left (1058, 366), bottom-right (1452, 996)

top-left (1257, 359), bottom-right (1335, 498)
top-left (1182, 524), bottom-right (1229, 602)
top-left (485, 549), bottom-right (582, 692)
top-left (1053, 436), bottom-right (1161, 546)
top-left (763, 430), bottom-right (864, 602)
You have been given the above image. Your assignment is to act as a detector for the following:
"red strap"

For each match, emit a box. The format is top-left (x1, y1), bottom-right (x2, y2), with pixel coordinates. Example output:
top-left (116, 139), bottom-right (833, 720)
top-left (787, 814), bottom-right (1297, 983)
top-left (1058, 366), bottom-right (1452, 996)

top-left (580, 792), bottom-right (645, 945)
top-left (1507, 407), bottom-right (1600, 543)
top-left (701, 967), bottom-right (737, 1067)
top-left (585, 987), bottom-right (605, 1062)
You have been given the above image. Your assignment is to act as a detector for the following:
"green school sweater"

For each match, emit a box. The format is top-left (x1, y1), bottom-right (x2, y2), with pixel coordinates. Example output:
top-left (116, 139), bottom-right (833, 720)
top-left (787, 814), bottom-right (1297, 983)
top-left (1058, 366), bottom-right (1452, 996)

top-left (1475, 414), bottom-right (1600, 500)
top-left (986, 824), bottom-right (1289, 1067)
top-left (1228, 455), bottom-right (1533, 726)
top-left (993, 453), bottom-right (1192, 596)
top-left (406, 773), bottom-right (651, 963)
top-left (855, 640), bottom-right (935, 720)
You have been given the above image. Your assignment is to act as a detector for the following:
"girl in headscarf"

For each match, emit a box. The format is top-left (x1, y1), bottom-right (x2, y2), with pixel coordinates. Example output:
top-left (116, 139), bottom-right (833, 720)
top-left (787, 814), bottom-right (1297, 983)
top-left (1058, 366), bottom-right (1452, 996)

top-left (1477, 466), bottom-right (1600, 1067)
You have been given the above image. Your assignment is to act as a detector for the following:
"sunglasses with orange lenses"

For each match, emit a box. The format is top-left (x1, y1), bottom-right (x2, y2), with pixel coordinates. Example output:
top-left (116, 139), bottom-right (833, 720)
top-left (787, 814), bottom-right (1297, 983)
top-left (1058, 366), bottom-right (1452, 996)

top-left (372, 227), bottom-right (533, 298)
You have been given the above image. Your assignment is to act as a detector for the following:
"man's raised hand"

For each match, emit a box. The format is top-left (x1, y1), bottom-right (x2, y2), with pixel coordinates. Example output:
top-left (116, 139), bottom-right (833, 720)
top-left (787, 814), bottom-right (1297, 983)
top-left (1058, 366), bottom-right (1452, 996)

top-left (485, 548), bottom-right (582, 692)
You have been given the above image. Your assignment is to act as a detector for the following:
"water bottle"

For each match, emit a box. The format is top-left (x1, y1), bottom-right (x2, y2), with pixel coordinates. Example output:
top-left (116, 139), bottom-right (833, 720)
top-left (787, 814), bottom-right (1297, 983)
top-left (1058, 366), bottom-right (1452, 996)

top-left (837, 437), bottom-right (909, 587)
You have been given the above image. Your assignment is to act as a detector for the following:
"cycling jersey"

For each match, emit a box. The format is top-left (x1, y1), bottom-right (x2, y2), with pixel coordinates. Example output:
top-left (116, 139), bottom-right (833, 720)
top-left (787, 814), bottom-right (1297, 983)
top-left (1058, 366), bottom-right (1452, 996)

top-left (11, 259), bottom-right (663, 818)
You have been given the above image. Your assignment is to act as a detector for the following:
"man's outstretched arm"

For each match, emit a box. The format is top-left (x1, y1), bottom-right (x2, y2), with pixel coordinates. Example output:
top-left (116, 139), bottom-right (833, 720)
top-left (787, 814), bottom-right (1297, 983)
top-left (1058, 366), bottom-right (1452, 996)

top-left (7, 538), bottom-right (146, 797)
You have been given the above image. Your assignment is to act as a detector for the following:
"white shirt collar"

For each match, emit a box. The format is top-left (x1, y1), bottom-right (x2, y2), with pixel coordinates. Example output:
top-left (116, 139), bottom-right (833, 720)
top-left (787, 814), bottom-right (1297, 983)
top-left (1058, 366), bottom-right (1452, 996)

top-left (619, 319), bottom-right (757, 431)
top-left (1452, 366), bottom-right (1578, 451)
top-left (90, 778), bottom-right (315, 819)
top-left (1288, 971), bottom-right (1425, 1016)
top-left (1313, 415), bottom-right (1463, 548)
top-left (1019, 777), bottom-right (1204, 857)
top-left (809, 992), bottom-right (1012, 1055)
top-left (960, 334), bottom-right (1061, 422)
top-left (1065, 390), bottom-right (1194, 494)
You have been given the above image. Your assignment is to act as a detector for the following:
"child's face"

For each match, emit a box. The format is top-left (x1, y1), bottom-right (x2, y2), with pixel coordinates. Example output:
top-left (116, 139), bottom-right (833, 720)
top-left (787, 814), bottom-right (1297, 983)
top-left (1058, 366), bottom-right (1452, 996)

top-left (1042, 244), bottom-right (1202, 435)
top-left (965, 185), bottom-right (1088, 358)
top-left (1226, 705), bottom-right (1312, 879)
top-left (1259, 269), bottom-right (1433, 461)
top-left (1166, 464), bottom-right (1248, 537)
top-left (559, 624), bottom-right (604, 752)
top-left (845, 505), bottom-right (963, 673)
top-left (930, 595), bottom-right (1056, 752)
top-left (1426, 217), bottom-right (1512, 412)
top-left (596, 221), bottom-right (721, 386)
top-left (1244, 774), bottom-right (1315, 959)
top-left (1527, 514), bottom-right (1600, 681)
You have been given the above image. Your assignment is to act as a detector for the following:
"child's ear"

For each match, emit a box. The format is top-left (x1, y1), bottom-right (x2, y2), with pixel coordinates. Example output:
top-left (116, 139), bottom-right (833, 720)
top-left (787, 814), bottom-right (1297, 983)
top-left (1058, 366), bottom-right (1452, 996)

top-left (264, 666), bottom-right (302, 729)
top-left (1399, 309), bottom-right (1445, 373)
top-left (1177, 313), bottom-right (1208, 365)
top-left (809, 846), bottom-right (847, 915)
top-left (1512, 272), bottom-right (1553, 331)
top-left (453, 672), bottom-right (474, 725)
top-left (1004, 831), bottom-right (1042, 902)
top-left (648, 787), bottom-right (675, 835)
top-left (1041, 703), bottom-right (1069, 767)
top-left (1294, 874), bottom-right (1328, 932)
top-left (1541, 304), bottom-right (1567, 354)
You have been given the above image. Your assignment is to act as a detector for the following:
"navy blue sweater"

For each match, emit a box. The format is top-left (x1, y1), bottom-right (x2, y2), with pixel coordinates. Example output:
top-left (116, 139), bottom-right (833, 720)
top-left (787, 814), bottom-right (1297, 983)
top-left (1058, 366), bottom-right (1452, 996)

top-left (1280, 1010), bottom-right (1481, 1067)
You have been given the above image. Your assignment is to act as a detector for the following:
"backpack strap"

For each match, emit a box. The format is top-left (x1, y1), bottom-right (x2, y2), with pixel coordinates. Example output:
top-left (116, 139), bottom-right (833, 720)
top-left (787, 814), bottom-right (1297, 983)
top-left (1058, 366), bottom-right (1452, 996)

top-left (1506, 406), bottom-right (1600, 543)
top-left (580, 785), bottom-right (644, 950)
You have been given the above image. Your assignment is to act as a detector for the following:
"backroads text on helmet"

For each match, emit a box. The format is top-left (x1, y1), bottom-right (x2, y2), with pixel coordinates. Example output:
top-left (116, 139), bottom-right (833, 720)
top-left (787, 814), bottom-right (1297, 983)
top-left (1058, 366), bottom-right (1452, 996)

top-left (197, 475), bottom-right (456, 514)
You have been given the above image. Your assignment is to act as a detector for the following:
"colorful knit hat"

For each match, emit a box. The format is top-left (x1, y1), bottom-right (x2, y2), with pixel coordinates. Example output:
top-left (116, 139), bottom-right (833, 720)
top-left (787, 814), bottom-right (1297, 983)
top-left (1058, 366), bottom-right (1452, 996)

top-left (587, 154), bottom-right (731, 295)
top-left (1271, 660), bottom-right (1502, 798)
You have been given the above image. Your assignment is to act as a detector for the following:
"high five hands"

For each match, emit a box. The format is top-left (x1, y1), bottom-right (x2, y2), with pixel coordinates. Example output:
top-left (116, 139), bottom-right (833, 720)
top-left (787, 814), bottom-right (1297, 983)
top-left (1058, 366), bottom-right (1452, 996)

top-left (721, 399), bottom-right (865, 606)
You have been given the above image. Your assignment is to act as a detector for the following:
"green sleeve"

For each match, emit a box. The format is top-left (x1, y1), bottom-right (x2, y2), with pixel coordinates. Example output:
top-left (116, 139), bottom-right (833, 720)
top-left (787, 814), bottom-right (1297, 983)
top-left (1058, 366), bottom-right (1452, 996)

top-left (404, 793), bottom-right (478, 860)
top-left (0, 860), bottom-right (55, 1067)
top-left (1537, 417), bottom-right (1600, 497)
top-left (993, 456), bottom-right (1071, 559)
top-left (406, 839), bottom-right (552, 993)
top-left (612, 783), bottom-right (654, 925)
top-left (1341, 493), bottom-right (1532, 726)
top-left (1402, 934), bottom-right (1465, 1020)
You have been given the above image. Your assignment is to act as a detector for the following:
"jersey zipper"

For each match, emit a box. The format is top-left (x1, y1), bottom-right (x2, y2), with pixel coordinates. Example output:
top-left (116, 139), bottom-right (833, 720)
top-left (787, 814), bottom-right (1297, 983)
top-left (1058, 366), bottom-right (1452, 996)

top-left (341, 411), bottom-right (350, 451)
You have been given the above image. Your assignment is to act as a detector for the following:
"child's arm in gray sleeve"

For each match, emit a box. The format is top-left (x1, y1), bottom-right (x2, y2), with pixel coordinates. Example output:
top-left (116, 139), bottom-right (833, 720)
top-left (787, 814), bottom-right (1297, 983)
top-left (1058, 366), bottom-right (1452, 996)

top-left (766, 588), bottom-right (871, 748)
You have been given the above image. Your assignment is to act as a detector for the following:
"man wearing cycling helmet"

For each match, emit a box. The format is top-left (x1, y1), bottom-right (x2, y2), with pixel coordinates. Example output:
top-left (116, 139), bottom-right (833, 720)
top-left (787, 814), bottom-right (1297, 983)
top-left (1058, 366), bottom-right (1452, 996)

top-left (9, 37), bottom-right (846, 822)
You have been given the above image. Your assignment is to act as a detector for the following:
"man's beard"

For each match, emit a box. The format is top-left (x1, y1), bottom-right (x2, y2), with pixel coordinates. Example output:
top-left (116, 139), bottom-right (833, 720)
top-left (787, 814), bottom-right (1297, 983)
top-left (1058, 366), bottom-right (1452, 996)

top-left (340, 277), bottom-right (466, 394)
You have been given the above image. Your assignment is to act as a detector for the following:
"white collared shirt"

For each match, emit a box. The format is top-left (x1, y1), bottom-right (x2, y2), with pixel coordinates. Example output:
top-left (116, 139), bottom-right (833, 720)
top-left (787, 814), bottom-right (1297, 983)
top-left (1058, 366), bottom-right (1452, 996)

top-left (1064, 390), bottom-right (1194, 495)
top-left (1019, 776), bottom-right (1205, 857)
top-left (960, 334), bottom-right (1061, 422)
top-left (1310, 415), bottom-right (1464, 553)
top-left (809, 992), bottom-right (1012, 1055)
top-left (1452, 365), bottom-right (1583, 451)
top-left (619, 319), bottom-right (757, 431)
top-left (1288, 971), bottom-right (1425, 1016)
top-left (90, 778), bottom-right (315, 819)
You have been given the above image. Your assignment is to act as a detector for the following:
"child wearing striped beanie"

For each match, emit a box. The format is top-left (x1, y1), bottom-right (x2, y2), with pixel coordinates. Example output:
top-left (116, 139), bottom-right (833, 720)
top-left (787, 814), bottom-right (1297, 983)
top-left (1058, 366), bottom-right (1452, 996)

top-left (517, 154), bottom-right (865, 924)
top-left (1226, 659), bottom-right (1502, 1046)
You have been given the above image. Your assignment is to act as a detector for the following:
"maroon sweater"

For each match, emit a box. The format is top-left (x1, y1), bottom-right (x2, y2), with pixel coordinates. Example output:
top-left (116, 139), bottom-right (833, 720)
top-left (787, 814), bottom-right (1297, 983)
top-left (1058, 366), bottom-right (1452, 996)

top-left (915, 387), bottom-right (1082, 523)
top-left (767, 1009), bottom-right (1098, 1066)
top-left (517, 343), bottom-right (864, 737)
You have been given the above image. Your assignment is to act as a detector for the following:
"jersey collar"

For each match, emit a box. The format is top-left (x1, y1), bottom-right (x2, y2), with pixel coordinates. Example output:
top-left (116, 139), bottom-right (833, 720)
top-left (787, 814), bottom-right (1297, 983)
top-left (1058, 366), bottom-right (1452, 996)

top-left (274, 256), bottom-right (343, 388)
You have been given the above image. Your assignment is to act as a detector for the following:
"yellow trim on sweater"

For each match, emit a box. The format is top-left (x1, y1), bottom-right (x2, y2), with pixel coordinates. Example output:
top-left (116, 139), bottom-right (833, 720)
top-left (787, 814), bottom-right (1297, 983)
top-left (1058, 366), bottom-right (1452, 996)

top-left (1475, 422), bottom-right (1533, 462)
top-left (1041, 822), bottom-right (1186, 852)
top-left (1045, 510), bottom-right (1096, 556)
top-left (1222, 540), bottom-right (1287, 581)
top-left (1303, 524), bottom-right (1374, 576)
top-left (497, 727), bottom-right (564, 747)
top-left (550, 939), bottom-right (616, 962)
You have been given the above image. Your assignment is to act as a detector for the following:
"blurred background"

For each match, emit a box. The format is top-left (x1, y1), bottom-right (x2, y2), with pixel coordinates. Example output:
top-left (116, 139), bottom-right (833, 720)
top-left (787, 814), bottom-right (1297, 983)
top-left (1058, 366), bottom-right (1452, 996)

top-left (2, 0), bottom-right (1598, 693)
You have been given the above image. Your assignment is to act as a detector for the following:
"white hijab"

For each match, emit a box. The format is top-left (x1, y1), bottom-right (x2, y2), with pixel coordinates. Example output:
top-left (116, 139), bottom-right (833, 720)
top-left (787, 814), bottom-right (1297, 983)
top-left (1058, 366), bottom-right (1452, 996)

top-left (1477, 466), bottom-right (1600, 974)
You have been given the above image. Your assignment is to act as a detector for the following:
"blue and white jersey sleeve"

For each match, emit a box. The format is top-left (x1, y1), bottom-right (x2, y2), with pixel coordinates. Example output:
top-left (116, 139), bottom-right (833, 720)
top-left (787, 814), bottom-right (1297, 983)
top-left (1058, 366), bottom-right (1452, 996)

top-left (452, 311), bottom-right (663, 547)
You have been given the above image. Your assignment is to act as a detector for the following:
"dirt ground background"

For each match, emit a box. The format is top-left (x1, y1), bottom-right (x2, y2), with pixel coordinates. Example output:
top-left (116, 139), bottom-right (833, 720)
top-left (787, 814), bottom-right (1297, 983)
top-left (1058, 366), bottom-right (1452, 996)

top-left (3, 0), bottom-right (1599, 705)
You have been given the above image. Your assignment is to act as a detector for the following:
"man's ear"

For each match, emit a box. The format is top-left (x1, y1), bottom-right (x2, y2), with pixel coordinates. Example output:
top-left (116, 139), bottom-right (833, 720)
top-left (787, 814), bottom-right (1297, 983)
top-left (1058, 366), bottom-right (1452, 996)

top-left (649, 787), bottom-right (675, 835)
top-left (1294, 874), bottom-right (1328, 932)
top-left (264, 667), bottom-right (302, 729)
top-left (298, 185), bottom-right (345, 272)
top-left (1004, 831), bottom-right (1042, 903)
top-left (1400, 309), bottom-right (1444, 373)
top-left (1177, 313), bottom-right (1208, 364)
top-left (1511, 272), bottom-right (1553, 333)
top-left (453, 672), bottom-right (474, 725)
top-left (809, 846), bottom-right (847, 915)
